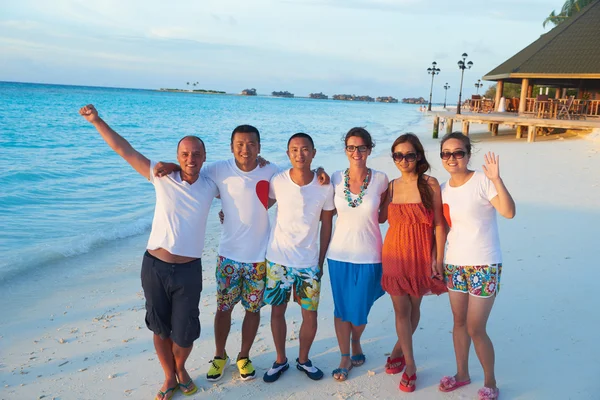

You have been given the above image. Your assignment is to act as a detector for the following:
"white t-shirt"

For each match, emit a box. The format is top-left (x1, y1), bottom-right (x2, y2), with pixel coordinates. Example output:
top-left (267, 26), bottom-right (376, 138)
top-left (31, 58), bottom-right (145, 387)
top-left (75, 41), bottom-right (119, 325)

top-left (202, 159), bottom-right (280, 262)
top-left (147, 161), bottom-right (219, 258)
top-left (441, 171), bottom-right (501, 265)
top-left (266, 169), bottom-right (335, 268)
top-left (327, 169), bottom-right (389, 263)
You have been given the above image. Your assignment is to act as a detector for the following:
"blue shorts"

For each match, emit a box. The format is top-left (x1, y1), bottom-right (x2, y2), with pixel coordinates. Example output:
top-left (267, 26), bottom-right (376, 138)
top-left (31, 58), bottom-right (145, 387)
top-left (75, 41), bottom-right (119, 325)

top-left (327, 259), bottom-right (384, 326)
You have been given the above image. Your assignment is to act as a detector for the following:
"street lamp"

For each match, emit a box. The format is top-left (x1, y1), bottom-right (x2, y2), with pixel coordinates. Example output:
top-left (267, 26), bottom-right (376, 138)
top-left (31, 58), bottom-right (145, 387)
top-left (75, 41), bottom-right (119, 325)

top-left (443, 83), bottom-right (450, 109)
top-left (474, 79), bottom-right (483, 94)
top-left (427, 61), bottom-right (441, 111)
top-left (457, 53), bottom-right (473, 115)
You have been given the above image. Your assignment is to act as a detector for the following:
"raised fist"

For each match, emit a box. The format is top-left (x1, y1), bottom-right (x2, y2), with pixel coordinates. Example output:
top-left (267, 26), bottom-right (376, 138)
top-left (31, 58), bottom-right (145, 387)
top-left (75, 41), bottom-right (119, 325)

top-left (79, 104), bottom-right (100, 123)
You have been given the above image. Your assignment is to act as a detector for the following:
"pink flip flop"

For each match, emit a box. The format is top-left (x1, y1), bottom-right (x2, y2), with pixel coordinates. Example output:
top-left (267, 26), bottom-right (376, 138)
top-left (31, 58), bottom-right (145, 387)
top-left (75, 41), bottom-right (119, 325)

top-left (478, 387), bottom-right (500, 400)
top-left (439, 375), bottom-right (471, 392)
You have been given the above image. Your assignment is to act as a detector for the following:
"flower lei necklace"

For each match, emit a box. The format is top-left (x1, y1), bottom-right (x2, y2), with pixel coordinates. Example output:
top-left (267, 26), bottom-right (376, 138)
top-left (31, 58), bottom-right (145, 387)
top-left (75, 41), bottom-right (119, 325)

top-left (344, 168), bottom-right (370, 208)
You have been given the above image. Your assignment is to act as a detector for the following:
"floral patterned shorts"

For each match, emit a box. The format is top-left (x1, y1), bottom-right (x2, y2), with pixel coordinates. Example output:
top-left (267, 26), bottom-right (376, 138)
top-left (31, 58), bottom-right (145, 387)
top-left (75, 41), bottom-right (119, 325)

top-left (216, 255), bottom-right (266, 313)
top-left (444, 263), bottom-right (502, 297)
top-left (264, 261), bottom-right (321, 311)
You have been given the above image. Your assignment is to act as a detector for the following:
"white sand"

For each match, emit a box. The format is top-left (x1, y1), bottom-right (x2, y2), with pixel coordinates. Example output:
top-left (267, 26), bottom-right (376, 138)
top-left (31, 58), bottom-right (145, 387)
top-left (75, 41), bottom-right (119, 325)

top-left (2, 126), bottom-right (599, 400)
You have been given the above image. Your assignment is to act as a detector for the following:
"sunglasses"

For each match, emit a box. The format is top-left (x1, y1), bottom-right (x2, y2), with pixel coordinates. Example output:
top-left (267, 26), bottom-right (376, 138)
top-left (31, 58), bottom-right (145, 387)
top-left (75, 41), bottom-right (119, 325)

top-left (346, 145), bottom-right (369, 153)
top-left (440, 150), bottom-right (467, 160)
top-left (392, 152), bottom-right (417, 162)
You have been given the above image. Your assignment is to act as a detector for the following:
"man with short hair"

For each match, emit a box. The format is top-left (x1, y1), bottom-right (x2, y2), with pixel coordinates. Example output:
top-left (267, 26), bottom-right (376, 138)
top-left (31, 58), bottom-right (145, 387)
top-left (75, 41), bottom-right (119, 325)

top-left (79, 104), bottom-right (215, 400)
top-left (263, 133), bottom-right (335, 383)
top-left (201, 125), bottom-right (279, 381)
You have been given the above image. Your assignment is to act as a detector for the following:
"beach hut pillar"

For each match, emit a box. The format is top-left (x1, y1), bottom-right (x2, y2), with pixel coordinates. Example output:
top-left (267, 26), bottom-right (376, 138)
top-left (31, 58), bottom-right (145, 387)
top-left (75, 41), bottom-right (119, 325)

top-left (495, 80), bottom-right (504, 111)
top-left (555, 88), bottom-right (561, 99)
top-left (516, 125), bottom-right (526, 139)
top-left (491, 123), bottom-right (499, 136)
top-left (527, 126), bottom-right (537, 143)
top-left (562, 88), bottom-right (567, 98)
top-left (518, 78), bottom-right (529, 114)
top-left (446, 118), bottom-right (454, 134)
top-left (433, 115), bottom-right (440, 139)
top-left (462, 120), bottom-right (470, 136)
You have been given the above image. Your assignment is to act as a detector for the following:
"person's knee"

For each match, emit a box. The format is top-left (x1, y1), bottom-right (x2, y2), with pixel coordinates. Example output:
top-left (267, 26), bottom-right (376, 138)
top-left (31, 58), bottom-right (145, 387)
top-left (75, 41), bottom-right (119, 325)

top-left (467, 322), bottom-right (487, 339)
top-left (245, 308), bottom-right (261, 316)
top-left (394, 305), bottom-right (411, 321)
top-left (271, 304), bottom-right (287, 318)
top-left (452, 310), bottom-right (468, 327)
top-left (216, 308), bottom-right (233, 319)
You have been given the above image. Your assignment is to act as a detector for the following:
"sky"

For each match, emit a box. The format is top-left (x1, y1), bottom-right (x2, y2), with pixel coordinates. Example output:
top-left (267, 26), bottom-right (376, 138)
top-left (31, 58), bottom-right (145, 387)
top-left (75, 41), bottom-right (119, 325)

top-left (0, 0), bottom-right (567, 99)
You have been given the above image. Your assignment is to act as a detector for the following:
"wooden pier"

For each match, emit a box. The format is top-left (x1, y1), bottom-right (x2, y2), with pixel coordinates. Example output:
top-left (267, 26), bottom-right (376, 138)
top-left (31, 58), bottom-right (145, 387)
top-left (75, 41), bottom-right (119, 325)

top-left (433, 112), bottom-right (600, 143)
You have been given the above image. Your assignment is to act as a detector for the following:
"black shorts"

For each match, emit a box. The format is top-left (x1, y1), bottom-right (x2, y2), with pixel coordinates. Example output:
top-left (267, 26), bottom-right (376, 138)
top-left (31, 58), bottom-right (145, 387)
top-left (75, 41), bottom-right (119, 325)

top-left (141, 251), bottom-right (203, 348)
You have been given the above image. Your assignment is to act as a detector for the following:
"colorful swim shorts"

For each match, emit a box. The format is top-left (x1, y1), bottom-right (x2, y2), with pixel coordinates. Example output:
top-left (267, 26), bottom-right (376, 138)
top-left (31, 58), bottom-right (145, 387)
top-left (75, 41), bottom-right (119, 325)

top-left (444, 263), bottom-right (502, 297)
top-left (264, 261), bottom-right (321, 311)
top-left (216, 256), bottom-right (266, 312)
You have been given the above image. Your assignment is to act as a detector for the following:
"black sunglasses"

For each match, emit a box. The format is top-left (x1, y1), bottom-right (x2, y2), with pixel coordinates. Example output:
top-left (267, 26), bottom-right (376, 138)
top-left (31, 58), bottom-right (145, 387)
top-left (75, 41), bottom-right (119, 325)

top-left (392, 152), bottom-right (417, 162)
top-left (346, 145), bottom-right (369, 153)
top-left (440, 150), bottom-right (467, 160)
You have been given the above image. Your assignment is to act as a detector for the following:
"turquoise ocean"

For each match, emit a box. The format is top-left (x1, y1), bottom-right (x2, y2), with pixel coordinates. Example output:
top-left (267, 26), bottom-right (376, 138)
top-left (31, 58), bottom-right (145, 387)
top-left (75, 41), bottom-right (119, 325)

top-left (0, 81), bottom-right (427, 283)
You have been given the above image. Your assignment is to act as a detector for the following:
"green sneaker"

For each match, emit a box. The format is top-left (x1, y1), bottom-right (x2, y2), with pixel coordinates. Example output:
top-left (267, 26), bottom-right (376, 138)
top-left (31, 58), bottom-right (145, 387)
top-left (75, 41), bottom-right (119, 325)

top-left (236, 357), bottom-right (256, 381)
top-left (207, 353), bottom-right (230, 382)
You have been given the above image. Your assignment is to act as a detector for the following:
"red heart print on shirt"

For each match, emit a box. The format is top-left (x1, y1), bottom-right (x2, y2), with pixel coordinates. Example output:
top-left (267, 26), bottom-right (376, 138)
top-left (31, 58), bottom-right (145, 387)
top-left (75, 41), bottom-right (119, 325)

top-left (443, 203), bottom-right (452, 228)
top-left (256, 180), bottom-right (269, 210)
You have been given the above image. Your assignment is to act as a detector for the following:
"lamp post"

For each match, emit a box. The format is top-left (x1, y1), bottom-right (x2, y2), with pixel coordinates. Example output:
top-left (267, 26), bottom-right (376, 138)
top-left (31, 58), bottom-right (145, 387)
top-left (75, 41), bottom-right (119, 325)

top-left (427, 61), bottom-right (441, 111)
top-left (457, 53), bottom-right (473, 115)
top-left (474, 79), bottom-right (483, 94)
top-left (443, 83), bottom-right (450, 108)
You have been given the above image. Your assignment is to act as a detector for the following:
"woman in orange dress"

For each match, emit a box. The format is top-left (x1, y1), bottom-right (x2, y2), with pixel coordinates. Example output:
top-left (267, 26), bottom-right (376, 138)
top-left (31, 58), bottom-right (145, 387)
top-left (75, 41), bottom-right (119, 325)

top-left (380, 133), bottom-right (447, 392)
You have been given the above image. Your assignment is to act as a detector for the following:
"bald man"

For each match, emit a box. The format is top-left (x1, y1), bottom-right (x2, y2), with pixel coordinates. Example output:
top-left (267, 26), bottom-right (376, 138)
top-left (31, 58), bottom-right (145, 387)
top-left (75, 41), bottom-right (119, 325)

top-left (79, 105), bottom-right (217, 399)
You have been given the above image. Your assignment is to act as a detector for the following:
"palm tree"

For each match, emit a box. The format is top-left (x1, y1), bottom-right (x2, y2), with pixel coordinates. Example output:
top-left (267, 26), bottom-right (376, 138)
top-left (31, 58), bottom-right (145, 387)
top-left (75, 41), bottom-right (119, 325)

top-left (543, 0), bottom-right (594, 27)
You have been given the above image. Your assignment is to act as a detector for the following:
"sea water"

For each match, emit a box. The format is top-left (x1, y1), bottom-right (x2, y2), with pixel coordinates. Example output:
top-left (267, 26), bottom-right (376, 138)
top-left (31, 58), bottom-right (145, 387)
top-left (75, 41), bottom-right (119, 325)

top-left (0, 81), bottom-right (427, 282)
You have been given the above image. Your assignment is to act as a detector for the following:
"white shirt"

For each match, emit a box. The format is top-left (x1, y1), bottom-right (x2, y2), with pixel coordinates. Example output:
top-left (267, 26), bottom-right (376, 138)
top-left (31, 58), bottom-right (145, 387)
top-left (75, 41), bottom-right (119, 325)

top-left (327, 169), bottom-right (388, 263)
top-left (441, 171), bottom-right (501, 265)
top-left (202, 159), bottom-right (280, 262)
top-left (266, 169), bottom-right (335, 268)
top-left (147, 161), bottom-right (219, 258)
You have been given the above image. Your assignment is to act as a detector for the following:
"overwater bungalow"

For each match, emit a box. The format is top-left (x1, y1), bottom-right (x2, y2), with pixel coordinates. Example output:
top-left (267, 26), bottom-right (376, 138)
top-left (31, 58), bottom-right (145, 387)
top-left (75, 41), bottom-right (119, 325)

top-left (377, 96), bottom-right (399, 103)
top-left (241, 88), bottom-right (257, 96)
top-left (272, 91), bottom-right (294, 98)
top-left (309, 92), bottom-right (328, 99)
top-left (438, 0), bottom-right (600, 142)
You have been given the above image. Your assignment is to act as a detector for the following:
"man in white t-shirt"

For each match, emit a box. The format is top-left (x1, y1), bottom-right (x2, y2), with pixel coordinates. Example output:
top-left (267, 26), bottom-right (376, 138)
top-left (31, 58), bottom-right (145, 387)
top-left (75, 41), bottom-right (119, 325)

top-left (262, 133), bottom-right (335, 383)
top-left (201, 125), bottom-right (278, 382)
top-left (79, 104), bottom-right (216, 399)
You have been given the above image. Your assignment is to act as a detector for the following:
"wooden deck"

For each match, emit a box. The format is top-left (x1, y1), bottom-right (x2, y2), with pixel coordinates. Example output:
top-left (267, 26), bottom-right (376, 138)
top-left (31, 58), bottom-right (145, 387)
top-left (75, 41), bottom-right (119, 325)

top-left (433, 111), bottom-right (600, 143)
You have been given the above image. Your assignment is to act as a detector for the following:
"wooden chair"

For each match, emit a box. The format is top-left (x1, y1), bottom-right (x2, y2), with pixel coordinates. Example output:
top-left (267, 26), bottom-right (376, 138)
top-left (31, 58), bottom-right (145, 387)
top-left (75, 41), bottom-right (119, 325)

top-left (534, 95), bottom-right (549, 118)
top-left (511, 98), bottom-right (520, 113)
top-left (471, 95), bottom-right (482, 112)
top-left (557, 96), bottom-right (575, 120)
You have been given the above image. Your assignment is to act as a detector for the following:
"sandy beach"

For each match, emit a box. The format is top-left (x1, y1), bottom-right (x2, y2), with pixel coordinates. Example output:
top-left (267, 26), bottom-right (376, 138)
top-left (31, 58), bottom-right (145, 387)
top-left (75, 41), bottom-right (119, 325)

top-left (2, 125), bottom-right (600, 400)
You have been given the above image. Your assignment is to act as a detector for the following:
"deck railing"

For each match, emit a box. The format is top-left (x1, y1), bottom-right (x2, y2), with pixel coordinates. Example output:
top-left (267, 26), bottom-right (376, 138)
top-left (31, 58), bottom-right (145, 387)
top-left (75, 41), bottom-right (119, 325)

top-left (523, 98), bottom-right (600, 118)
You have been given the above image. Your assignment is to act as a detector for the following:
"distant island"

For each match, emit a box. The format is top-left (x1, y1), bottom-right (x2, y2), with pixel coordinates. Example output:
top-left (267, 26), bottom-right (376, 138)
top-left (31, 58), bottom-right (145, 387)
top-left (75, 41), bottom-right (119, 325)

top-left (241, 88), bottom-right (257, 96)
top-left (159, 88), bottom-right (226, 94)
top-left (272, 90), bottom-right (294, 98)
top-left (376, 96), bottom-right (398, 103)
top-left (309, 92), bottom-right (328, 99)
top-left (402, 97), bottom-right (426, 104)
top-left (333, 94), bottom-right (375, 102)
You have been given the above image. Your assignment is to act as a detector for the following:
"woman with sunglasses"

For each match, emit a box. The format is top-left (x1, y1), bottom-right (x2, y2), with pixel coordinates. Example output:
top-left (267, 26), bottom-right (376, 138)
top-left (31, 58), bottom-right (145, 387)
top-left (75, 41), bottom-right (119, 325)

top-left (379, 133), bottom-right (447, 393)
top-left (327, 127), bottom-right (388, 382)
top-left (437, 132), bottom-right (515, 400)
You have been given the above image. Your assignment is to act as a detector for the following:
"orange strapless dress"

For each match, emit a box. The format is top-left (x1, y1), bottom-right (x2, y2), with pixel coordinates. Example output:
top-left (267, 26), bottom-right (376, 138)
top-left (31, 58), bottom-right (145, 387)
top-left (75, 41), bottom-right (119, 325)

top-left (381, 203), bottom-right (447, 296)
